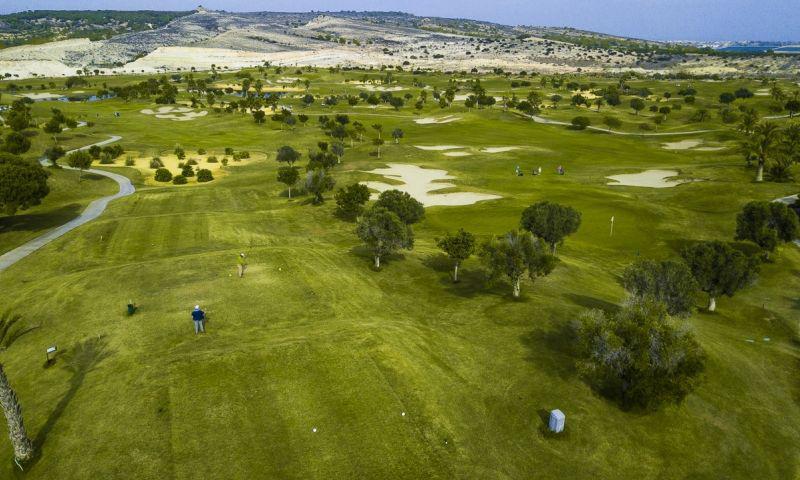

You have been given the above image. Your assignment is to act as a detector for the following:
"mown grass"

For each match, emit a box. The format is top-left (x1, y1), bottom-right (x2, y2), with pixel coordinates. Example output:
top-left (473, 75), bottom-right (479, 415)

top-left (0, 68), bottom-right (798, 479)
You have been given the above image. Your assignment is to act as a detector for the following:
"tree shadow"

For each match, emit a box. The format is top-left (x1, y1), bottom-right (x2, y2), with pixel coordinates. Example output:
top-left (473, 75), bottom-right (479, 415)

top-left (32, 336), bottom-right (111, 459)
top-left (421, 253), bottom-right (485, 298)
top-left (519, 321), bottom-right (579, 381)
top-left (348, 245), bottom-right (407, 270)
top-left (562, 293), bottom-right (620, 313)
top-left (0, 204), bottom-right (82, 235)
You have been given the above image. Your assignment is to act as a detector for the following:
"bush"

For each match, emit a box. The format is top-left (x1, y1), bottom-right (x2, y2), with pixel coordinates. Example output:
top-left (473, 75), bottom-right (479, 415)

top-left (154, 168), bottom-right (173, 182)
top-left (125, 156), bottom-right (135, 166)
top-left (186, 159), bottom-right (198, 166)
top-left (570, 116), bottom-right (591, 130)
top-left (181, 164), bottom-right (195, 177)
top-left (577, 297), bottom-right (705, 410)
top-left (639, 123), bottom-right (654, 131)
top-left (88, 145), bottom-right (101, 158)
top-left (150, 157), bottom-right (163, 169)
top-left (172, 175), bottom-right (187, 185)
top-left (197, 148), bottom-right (206, 155)
top-left (174, 146), bottom-right (185, 159)
top-left (224, 147), bottom-right (234, 156)
top-left (221, 158), bottom-right (229, 166)
top-left (207, 155), bottom-right (218, 163)
top-left (602, 116), bottom-right (622, 129)
top-left (99, 153), bottom-right (114, 164)
top-left (196, 169), bottom-right (214, 182)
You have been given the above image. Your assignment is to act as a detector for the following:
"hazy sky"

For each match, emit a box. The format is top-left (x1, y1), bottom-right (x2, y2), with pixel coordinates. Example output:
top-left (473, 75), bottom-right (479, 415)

top-left (1, 0), bottom-right (797, 42)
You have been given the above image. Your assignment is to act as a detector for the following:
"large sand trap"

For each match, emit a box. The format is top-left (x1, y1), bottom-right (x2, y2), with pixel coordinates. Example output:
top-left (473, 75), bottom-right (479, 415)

top-left (481, 147), bottom-right (519, 153)
top-left (140, 106), bottom-right (208, 121)
top-left (607, 169), bottom-right (695, 188)
top-left (19, 92), bottom-right (61, 101)
top-left (414, 145), bottom-right (464, 151)
top-left (661, 139), bottom-right (725, 151)
top-left (361, 163), bottom-right (500, 207)
top-left (414, 115), bottom-right (461, 125)
top-left (662, 139), bottom-right (703, 150)
top-left (443, 151), bottom-right (472, 157)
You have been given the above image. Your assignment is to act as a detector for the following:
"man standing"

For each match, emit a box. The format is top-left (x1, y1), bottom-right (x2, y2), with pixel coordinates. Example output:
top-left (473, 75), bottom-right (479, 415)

top-left (192, 305), bottom-right (206, 334)
top-left (237, 253), bottom-right (247, 278)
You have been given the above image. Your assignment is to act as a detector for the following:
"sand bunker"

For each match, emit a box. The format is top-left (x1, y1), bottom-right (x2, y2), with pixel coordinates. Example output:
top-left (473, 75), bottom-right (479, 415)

top-left (443, 151), bottom-right (472, 157)
top-left (361, 163), bottom-right (500, 207)
top-left (414, 145), bottom-right (464, 151)
top-left (19, 92), bottom-right (61, 101)
top-left (755, 89), bottom-right (770, 96)
top-left (140, 106), bottom-right (208, 122)
top-left (414, 115), bottom-right (461, 125)
top-left (481, 147), bottom-right (519, 153)
top-left (607, 170), bottom-right (695, 188)
top-left (661, 139), bottom-right (725, 152)
top-left (358, 85), bottom-right (405, 92)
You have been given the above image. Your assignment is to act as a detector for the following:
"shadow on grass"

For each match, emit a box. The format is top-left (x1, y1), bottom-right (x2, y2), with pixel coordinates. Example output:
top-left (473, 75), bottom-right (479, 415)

top-left (519, 321), bottom-right (579, 381)
top-left (421, 253), bottom-right (485, 298)
top-left (349, 245), bottom-right (407, 271)
top-left (562, 293), bottom-right (620, 313)
top-left (31, 336), bottom-right (111, 463)
top-left (0, 204), bottom-right (82, 236)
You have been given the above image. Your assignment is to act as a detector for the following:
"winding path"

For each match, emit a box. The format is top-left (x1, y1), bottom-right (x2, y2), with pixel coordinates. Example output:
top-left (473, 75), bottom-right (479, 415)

top-left (522, 113), bottom-right (720, 136)
top-left (0, 135), bottom-right (133, 272)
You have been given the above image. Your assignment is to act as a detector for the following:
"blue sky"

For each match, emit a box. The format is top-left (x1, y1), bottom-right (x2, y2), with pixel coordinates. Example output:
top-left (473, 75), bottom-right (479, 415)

top-left (1, 0), bottom-right (797, 42)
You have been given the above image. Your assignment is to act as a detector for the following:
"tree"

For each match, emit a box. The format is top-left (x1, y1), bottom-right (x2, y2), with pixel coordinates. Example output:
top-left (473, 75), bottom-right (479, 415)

top-left (571, 116), bottom-right (591, 130)
top-left (2, 132), bottom-right (31, 155)
top-left (372, 123), bottom-right (383, 139)
top-left (735, 201), bottom-right (799, 259)
top-left (742, 121), bottom-right (781, 182)
top-left (374, 189), bottom-right (424, 224)
top-left (334, 183), bottom-right (370, 220)
top-left (305, 168), bottom-right (335, 204)
top-left (391, 128), bottom-right (404, 144)
top-left (66, 149), bottom-right (93, 181)
top-left (480, 230), bottom-right (557, 298)
top-left (520, 201), bottom-right (581, 255)
top-left (0, 313), bottom-right (36, 465)
top-left (356, 206), bottom-right (414, 268)
top-left (576, 297), bottom-right (705, 410)
top-left (719, 92), bottom-right (736, 104)
top-left (0, 153), bottom-right (50, 215)
top-left (630, 98), bottom-right (645, 116)
top-left (436, 229), bottom-right (476, 282)
top-left (196, 169), bottom-right (214, 182)
top-left (681, 241), bottom-right (758, 311)
top-left (277, 166), bottom-right (300, 198)
top-left (44, 145), bottom-right (65, 167)
top-left (154, 168), bottom-right (172, 182)
top-left (252, 110), bottom-right (266, 124)
top-left (302, 94), bottom-right (314, 107)
top-left (373, 137), bottom-right (384, 158)
top-left (603, 116), bottom-right (622, 129)
top-left (276, 145), bottom-right (301, 166)
top-left (786, 99), bottom-right (800, 118)
top-left (622, 259), bottom-right (697, 317)
top-left (331, 143), bottom-right (345, 164)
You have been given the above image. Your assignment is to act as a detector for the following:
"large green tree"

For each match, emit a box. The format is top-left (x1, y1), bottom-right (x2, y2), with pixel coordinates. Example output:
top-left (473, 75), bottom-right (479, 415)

top-left (334, 183), bottom-right (370, 220)
top-left (276, 145), bottom-right (301, 166)
top-left (480, 230), bottom-right (557, 298)
top-left (0, 153), bottom-right (50, 215)
top-left (622, 259), bottom-right (698, 317)
top-left (374, 190), bottom-right (425, 225)
top-left (681, 241), bottom-right (758, 311)
top-left (520, 201), bottom-right (582, 255)
top-left (735, 201), bottom-right (800, 259)
top-left (276, 166), bottom-right (300, 199)
top-left (436, 229), bottom-right (476, 282)
top-left (67, 149), bottom-right (94, 181)
top-left (356, 206), bottom-right (414, 269)
top-left (305, 168), bottom-right (335, 204)
top-left (576, 297), bottom-right (705, 410)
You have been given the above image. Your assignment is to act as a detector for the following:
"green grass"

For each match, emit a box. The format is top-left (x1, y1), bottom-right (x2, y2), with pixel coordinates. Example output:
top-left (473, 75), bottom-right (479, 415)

top-left (0, 68), bottom-right (798, 479)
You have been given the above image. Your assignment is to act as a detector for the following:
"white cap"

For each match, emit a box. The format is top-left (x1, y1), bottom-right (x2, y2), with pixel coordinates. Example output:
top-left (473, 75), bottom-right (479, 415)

top-left (194, 305), bottom-right (200, 310)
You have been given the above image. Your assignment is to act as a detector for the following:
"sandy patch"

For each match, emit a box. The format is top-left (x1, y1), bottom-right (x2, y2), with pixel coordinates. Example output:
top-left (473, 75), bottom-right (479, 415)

top-left (443, 151), bottom-right (472, 157)
top-left (140, 106), bottom-right (208, 121)
top-left (414, 145), bottom-right (464, 151)
top-left (481, 147), bottom-right (519, 153)
top-left (755, 89), bottom-right (770, 96)
top-left (414, 115), bottom-right (461, 125)
top-left (276, 77), bottom-right (301, 83)
top-left (358, 85), bottom-right (405, 92)
top-left (108, 151), bottom-right (256, 186)
top-left (662, 140), bottom-right (702, 150)
top-left (607, 169), bottom-right (696, 188)
top-left (19, 92), bottom-right (61, 101)
top-left (694, 146), bottom-right (727, 152)
top-left (361, 163), bottom-right (500, 207)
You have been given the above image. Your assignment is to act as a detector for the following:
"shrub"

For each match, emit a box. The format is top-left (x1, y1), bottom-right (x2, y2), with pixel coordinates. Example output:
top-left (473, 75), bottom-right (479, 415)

top-left (172, 174), bottom-right (187, 185)
top-left (197, 148), bottom-right (207, 155)
top-left (570, 116), bottom-right (591, 130)
top-left (154, 168), bottom-right (173, 182)
top-left (187, 159), bottom-right (198, 166)
top-left (178, 162), bottom-right (185, 169)
top-left (603, 116), bottom-right (622, 129)
top-left (99, 153), bottom-right (114, 164)
top-left (149, 157), bottom-right (163, 169)
top-left (221, 158), bottom-right (229, 166)
top-left (181, 164), bottom-right (195, 177)
top-left (639, 123), bottom-right (654, 131)
top-left (174, 146), bottom-right (185, 159)
top-left (207, 155), bottom-right (218, 163)
top-left (125, 156), bottom-right (135, 166)
top-left (196, 169), bottom-right (214, 182)
top-left (224, 147), bottom-right (234, 155)
top-left (88, 145), bottom-right (102, 158)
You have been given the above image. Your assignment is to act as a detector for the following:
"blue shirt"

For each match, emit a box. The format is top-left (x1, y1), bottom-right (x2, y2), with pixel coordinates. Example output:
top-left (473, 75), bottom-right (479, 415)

top-left (191, 309), bottom-right (205, 321)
